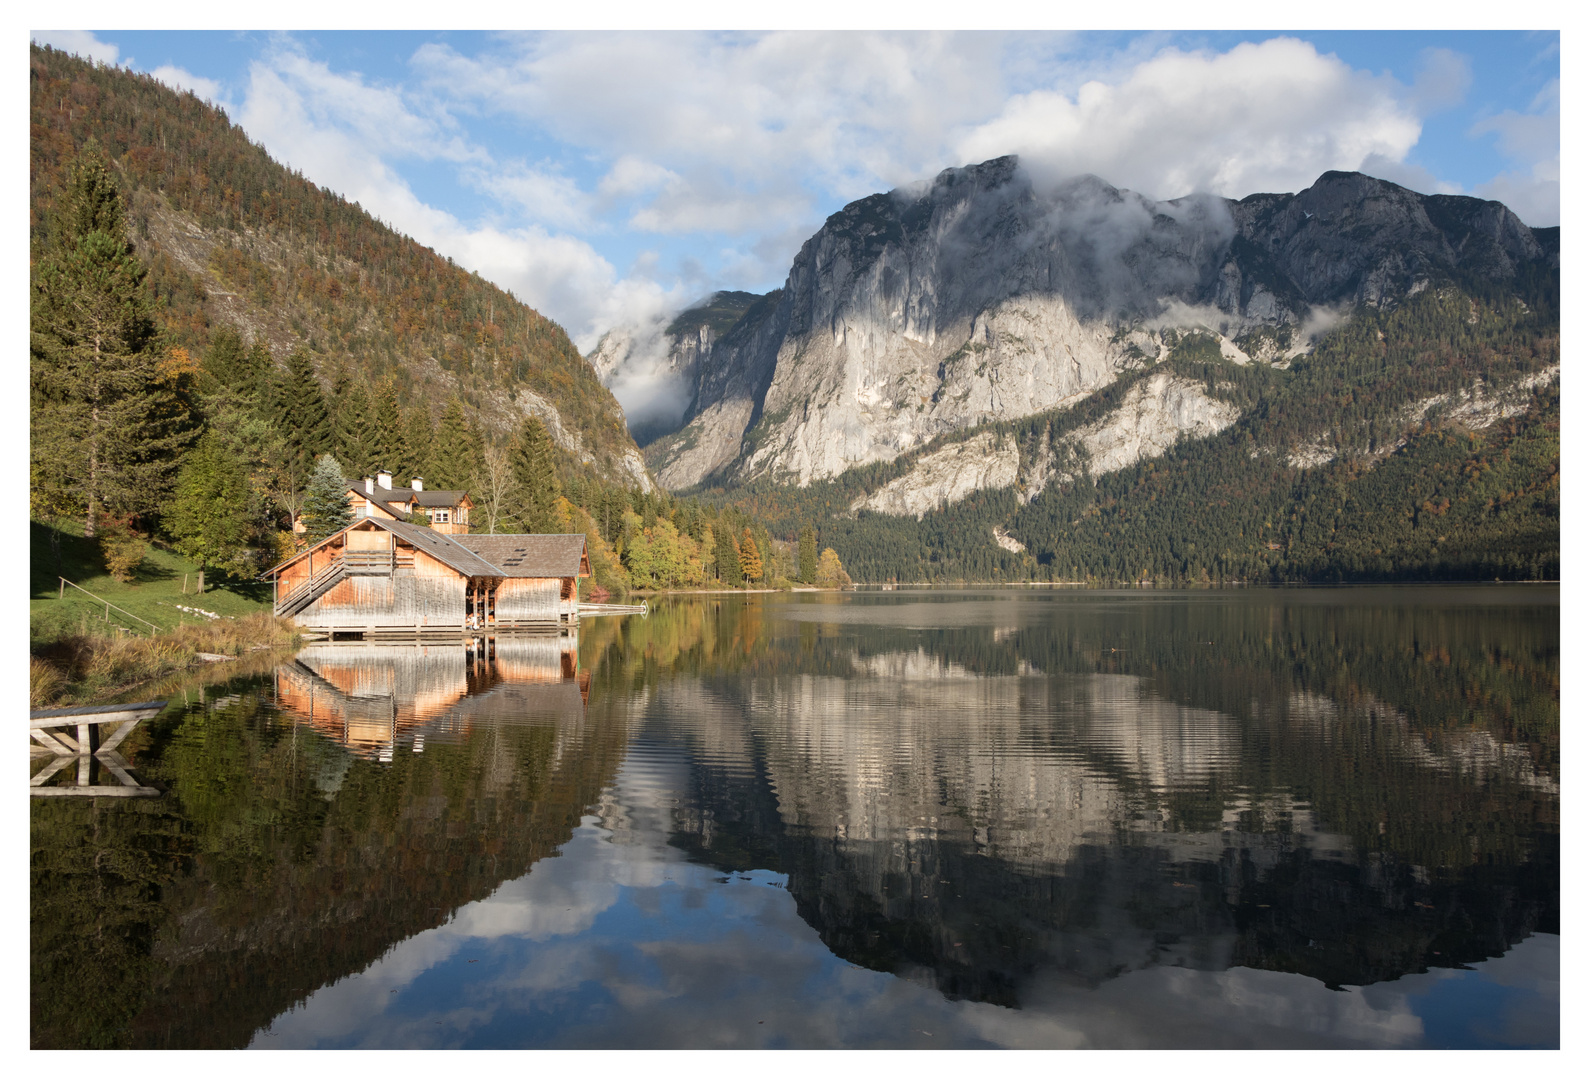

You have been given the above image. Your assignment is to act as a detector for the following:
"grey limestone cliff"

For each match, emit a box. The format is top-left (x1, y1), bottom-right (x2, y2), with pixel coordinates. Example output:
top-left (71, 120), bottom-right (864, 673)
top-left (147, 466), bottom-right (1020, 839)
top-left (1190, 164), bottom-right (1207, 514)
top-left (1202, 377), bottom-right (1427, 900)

top-left (624, 158), bottom-right (1548, 495)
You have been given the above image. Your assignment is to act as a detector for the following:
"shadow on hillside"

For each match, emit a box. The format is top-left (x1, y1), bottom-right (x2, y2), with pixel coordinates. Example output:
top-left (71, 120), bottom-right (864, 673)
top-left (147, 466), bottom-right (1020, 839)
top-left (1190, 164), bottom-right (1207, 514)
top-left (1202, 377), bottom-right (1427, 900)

top-left (29, 518), bottom-right (272, 604)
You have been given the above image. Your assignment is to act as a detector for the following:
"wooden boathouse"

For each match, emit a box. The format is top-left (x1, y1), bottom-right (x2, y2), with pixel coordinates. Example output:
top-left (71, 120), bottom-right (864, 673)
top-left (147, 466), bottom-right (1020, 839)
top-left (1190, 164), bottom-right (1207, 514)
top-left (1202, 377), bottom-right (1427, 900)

top-left (263, 518), bottom-right (590, 639)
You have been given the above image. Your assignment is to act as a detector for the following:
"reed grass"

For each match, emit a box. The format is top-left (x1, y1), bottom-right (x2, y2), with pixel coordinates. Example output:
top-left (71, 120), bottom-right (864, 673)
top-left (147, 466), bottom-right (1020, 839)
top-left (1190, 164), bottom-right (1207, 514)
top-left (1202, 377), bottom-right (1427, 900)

top-left (29, 613), bottom-right (300, 708)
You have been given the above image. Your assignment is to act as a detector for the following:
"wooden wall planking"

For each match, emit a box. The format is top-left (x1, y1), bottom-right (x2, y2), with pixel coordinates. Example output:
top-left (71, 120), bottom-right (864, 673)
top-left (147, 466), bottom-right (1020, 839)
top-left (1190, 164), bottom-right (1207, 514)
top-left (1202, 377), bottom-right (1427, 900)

top-left (496, 578), bottom-right (563, 622)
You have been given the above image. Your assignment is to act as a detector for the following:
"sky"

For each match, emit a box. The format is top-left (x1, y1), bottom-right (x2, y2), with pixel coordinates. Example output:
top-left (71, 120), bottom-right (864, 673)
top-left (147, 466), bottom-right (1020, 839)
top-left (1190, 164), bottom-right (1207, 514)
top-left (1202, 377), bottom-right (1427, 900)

top-left (29, 27), bottom-right (1561, 356)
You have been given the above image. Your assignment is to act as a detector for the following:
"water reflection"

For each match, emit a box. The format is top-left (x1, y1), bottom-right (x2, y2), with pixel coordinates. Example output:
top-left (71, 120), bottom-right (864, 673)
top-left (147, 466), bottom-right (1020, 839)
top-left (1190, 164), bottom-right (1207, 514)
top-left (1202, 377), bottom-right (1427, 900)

top-left (30, 588), bottom-right (1558, 1048)
top-left (276, 638), bottom-right (588, 760)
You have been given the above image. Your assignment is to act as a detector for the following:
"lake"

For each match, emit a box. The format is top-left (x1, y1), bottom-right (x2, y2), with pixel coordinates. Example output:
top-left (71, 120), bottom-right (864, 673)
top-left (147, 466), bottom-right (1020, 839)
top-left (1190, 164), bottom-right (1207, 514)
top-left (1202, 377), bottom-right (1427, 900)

top-left (30, 586), bottom-right (1559, 1049)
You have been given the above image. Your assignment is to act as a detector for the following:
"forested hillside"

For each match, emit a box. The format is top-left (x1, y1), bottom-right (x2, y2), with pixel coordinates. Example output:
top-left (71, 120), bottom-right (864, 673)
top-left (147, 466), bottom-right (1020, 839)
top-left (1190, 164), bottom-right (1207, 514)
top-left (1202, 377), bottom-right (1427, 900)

top-left (29, 45), bottom-right (644, 485)
top-left (30, 44), bottom-right (824, 604)
top-left (692, 284), bottom-right (1559, 583)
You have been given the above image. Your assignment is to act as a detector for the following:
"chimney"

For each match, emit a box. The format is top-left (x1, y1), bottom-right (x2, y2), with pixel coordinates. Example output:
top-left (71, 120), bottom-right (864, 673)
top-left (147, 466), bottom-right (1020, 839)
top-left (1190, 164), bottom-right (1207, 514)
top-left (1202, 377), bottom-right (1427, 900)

top-left (411, 477), bottom-right (424, 492)
top-left (377, 470), bottom-right (392, 490)
top-left (364, 476), bottom-right (374, 495)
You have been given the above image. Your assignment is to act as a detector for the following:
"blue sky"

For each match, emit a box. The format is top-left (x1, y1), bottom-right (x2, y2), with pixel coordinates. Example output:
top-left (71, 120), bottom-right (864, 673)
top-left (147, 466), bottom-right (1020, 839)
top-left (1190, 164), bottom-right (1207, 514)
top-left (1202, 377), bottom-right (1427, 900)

top-left (32, 28), bottom-right (1560, 353)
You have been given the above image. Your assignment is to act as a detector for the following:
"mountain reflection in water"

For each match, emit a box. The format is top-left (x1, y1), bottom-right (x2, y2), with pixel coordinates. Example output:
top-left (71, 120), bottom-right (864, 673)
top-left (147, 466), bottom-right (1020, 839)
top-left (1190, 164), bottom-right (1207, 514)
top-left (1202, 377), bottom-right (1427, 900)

top-left (30, 588), bottom-right (1558, 1049)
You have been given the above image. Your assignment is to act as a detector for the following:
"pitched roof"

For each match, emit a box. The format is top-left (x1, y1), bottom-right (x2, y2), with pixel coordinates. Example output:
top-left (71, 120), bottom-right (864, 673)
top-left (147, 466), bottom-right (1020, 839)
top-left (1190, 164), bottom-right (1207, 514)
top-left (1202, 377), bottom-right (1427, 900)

top-left (410, 490), bottom-right (469, 508)
top-left (374, 519), bottom-right (505, 578)
top-left (454, 534), bottom-right (587, 578)
top-left (346, 484), bottom-right (469, 509)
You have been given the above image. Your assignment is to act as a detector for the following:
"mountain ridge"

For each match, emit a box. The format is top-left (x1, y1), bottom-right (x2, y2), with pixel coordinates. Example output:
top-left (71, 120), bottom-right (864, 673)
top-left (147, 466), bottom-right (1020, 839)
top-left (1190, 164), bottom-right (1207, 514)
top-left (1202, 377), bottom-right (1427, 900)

top-left (601, 157), bottom-right (1551, 493)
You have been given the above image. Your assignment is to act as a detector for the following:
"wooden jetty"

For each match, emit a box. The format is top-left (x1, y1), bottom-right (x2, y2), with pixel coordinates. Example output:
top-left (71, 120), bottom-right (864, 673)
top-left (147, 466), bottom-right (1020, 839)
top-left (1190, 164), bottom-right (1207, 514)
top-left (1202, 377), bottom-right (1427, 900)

top-left (30, 700), bottom-right (165, 797)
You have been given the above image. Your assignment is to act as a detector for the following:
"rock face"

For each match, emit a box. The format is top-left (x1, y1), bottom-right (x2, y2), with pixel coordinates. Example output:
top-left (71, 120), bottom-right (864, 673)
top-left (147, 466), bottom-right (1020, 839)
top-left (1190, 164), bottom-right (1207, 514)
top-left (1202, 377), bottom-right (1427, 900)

top-left (633, 158), bottom-right (1548, 491)
top-left (849, 432), bottom-right (1020, 519)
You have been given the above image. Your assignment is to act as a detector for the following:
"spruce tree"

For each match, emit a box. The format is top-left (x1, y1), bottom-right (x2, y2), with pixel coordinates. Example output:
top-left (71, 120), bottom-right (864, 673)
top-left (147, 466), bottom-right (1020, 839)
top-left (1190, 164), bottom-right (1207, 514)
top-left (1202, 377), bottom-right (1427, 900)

top-left (717, 526), bottom-right (743, 585)
top-left (506, 415), bottom-right (562, 532)
top-left (301, 453), bottom-right (353, 542)
top-left (368, 377), bottom-right (407, 479)
top-left (201, 325), bottom-right (247, 393)
top-left (334, 383), bottom-right (377, 479)
top-left (168, 432), bottom-right (251, 593)
top-left (31, 139), bottom-right (195, 535)
top-left (430, 398), bottom-right (480, 491)
top-left (275, 347), bottom-right (331, 488)
top-left (799, 525), bottom-right (818, 584)
top-left (405, 403), bottom-right (435, 486)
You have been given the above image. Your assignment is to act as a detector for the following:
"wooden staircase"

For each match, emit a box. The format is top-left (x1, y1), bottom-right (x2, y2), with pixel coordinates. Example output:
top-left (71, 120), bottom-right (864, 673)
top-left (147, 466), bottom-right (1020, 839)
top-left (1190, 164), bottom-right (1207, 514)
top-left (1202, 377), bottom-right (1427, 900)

top-left (274, 551), bottom-right (394, 617)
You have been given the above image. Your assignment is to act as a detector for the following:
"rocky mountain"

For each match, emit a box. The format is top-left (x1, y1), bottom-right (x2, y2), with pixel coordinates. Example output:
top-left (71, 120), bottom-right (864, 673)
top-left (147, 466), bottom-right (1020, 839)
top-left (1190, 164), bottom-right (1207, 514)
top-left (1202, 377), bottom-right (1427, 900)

top-left (630, 156), bottom-right (1553, 497)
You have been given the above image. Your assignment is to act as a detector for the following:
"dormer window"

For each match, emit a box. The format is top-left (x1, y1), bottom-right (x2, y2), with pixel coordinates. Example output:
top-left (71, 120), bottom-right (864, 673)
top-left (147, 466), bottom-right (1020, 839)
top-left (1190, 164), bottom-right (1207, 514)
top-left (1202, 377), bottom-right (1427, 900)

top-left (431, 509), bottom-right (451, 524)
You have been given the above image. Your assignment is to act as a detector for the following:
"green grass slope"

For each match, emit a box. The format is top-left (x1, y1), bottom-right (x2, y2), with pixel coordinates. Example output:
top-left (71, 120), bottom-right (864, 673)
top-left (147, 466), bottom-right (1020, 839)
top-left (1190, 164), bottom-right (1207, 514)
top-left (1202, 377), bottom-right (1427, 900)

top-left (31, 519), bottom-right (272, 646)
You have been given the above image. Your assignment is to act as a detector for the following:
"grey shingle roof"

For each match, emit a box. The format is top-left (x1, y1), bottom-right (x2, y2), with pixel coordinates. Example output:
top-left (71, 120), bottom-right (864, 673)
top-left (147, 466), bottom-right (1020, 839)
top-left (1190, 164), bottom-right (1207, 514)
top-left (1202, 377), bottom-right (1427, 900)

top-left (453, 534), bottom-right (587, 578)
top-left (410, 490), bottom-right (469, 508)
top-left (372, 519), bottom-right (505, 578)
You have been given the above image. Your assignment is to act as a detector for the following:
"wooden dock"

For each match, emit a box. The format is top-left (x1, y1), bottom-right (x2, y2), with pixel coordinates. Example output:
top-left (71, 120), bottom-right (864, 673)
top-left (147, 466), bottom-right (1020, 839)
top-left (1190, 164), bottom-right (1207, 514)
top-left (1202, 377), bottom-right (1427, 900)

top-left (30, 700), bottom-right (166, 797)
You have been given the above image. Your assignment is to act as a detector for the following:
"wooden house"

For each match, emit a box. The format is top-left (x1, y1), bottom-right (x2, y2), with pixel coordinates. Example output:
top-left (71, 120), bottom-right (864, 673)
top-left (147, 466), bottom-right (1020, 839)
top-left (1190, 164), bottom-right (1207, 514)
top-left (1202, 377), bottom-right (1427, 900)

top-left (293, 470), bottom-right (475, 536)
top-left (263, 517), bottom-right (588, 639)
top-left (453, 534), bottom-right (591, 631)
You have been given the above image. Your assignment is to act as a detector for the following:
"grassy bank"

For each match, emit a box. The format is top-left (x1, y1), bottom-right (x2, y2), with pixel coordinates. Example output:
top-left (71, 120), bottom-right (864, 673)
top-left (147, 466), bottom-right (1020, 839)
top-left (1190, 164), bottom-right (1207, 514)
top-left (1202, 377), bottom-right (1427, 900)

top-left (30, 518), bottom-right (273, 644)
top-left (30, 518), bottom-right (296, 707)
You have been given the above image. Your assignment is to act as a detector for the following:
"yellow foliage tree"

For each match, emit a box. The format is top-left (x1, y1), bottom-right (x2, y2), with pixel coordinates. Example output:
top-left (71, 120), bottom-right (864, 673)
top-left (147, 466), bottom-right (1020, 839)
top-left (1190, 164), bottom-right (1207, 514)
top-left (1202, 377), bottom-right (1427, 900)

top-left (739, 527), bottom-right (763, 583)
top-left (816, 548), bottom-right (851, 589)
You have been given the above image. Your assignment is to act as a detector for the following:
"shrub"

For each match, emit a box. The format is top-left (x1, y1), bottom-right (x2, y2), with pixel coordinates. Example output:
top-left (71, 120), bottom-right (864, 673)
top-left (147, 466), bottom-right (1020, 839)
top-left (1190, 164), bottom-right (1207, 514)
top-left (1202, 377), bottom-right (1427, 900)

top-left (99, 520), bottom-right (148, 583)
top-left (30, 657), bottom-right (66, 708)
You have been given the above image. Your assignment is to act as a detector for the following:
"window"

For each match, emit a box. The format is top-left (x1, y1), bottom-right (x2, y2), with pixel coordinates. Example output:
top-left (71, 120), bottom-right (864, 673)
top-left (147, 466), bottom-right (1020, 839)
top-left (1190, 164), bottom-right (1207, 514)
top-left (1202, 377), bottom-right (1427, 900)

top-left (431, 509), bottom-right (450, 524)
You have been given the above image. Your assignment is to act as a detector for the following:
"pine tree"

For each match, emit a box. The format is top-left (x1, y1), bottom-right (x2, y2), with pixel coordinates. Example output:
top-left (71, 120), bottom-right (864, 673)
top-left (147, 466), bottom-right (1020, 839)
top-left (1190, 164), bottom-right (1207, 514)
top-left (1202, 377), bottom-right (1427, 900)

top-left (430, 398), bottom-right (481, 491)
top-left (274, 346), bottom-right (331, 488)
top-left (506, 415), bottom-right (562, 532)
top-left (799, 525), bottom-right (817, 583)
top-left (301, 453), bottom-right (352, 542)
top-left (717, 518), bottom-right (743, 586)
top-left (369, 377), bottom-right (407, 479)
top-left (334, 383), bottom-right (377, 479)
top-left (405, 403), bottom-right (435, 487)
top-left (30, 139), bottom-right (196, 535)
top-left (168, 433), bottom-right (251, 593)
top-left (739, 527), bottom-right (763, 583)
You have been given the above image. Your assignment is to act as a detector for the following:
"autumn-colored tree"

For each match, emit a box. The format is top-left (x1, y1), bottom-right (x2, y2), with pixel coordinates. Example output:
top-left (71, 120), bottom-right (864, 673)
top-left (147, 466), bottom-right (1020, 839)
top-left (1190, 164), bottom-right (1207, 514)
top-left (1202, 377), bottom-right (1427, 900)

top-left (816, 548), bottom-right (851, 589)
top-left (739, 527), bottom-right (763, 583)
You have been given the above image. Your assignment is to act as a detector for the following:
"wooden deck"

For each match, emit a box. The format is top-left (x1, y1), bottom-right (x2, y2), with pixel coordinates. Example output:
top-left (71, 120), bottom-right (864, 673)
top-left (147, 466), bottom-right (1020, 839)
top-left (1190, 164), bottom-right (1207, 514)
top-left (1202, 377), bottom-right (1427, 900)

top-left (30, 700), bottom-right (166, 797)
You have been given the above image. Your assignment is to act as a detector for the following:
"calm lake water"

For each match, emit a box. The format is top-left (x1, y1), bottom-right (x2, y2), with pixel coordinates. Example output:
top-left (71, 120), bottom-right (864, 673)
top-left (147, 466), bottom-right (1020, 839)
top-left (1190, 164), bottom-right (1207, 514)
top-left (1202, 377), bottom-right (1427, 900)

top-left (31, 587), bottom-right (1559, 1049)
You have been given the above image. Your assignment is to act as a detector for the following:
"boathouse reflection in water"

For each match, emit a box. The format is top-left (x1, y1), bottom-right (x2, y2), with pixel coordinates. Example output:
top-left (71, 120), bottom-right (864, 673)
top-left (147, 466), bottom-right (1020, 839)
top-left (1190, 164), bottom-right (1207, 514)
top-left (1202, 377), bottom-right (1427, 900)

top-left (275, 637), bottom-right (589, 761)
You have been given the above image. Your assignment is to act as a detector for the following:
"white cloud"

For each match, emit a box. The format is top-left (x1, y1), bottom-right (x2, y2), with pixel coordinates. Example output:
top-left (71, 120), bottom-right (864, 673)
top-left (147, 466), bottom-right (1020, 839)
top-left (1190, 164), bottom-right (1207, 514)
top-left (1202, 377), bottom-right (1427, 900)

top-left (1471, 78), bottom-right (1559, 226)
top-left (1408, 47), bottom-right (1472, 113)
top-left (234, 43), bottom-right (662, 349)
top-left (957, 38), bottom-right (1423, 201)
top-left (467, 163), bottom-right (594, 232)
top-left (149, 64), bottom-right (223, 104)
top-left (31, 30), bottom-right (119, 65)
top-left (412, 31), bottom-right (1018, 238)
